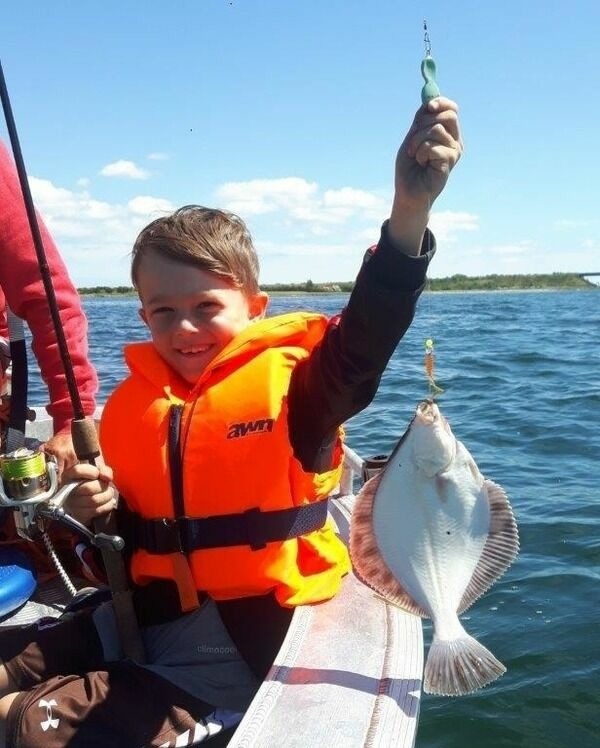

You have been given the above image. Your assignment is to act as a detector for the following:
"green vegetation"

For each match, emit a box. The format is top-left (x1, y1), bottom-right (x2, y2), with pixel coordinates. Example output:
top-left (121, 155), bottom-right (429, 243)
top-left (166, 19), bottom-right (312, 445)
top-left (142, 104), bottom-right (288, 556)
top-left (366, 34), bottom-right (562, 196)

top-left (79, 286), bottom-right (136, 295)
top-left (78, 273), bottom-right (598, 296)
top-left (427, 273), bottom-right (597, 291)
top-left (261, 280), bottom-right (355, 294)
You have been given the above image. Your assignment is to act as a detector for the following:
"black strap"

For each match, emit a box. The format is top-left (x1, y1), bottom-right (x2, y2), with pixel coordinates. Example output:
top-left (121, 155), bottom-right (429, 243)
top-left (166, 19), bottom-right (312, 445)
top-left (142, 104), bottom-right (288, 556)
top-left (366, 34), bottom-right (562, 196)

top-left (132, 499), bottom-right (329, 554)
top-left (6, 309), bottom-right (28, 439)
top-left (168, 404), bottom-right (185, 517)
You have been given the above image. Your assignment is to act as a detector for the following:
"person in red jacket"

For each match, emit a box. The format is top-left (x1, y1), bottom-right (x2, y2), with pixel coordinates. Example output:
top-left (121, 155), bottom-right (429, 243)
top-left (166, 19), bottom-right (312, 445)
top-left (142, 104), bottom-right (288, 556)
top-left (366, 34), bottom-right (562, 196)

top-left (0, 139), bottom-right (112, 583)
top-left (0, 138), bottom-right (98, 465)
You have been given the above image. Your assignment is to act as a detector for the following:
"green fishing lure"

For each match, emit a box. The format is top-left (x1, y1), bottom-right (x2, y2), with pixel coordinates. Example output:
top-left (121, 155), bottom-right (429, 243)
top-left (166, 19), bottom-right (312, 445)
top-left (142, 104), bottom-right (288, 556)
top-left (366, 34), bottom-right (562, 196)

top-left (421, 21), bottom-right (440, 104)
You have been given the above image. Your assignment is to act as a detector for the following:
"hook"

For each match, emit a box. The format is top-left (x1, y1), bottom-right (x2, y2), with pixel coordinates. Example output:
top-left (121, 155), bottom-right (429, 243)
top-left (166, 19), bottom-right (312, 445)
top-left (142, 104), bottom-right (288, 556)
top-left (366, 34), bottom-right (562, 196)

top-left (423, 20), bottom-right (432, 57)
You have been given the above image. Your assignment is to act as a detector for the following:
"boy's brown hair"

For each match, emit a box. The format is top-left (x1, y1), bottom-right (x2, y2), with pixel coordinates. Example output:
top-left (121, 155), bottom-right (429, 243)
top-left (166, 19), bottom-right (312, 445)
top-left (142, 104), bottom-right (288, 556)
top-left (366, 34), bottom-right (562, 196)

top-left (131, 205), bottom-right (260, 294)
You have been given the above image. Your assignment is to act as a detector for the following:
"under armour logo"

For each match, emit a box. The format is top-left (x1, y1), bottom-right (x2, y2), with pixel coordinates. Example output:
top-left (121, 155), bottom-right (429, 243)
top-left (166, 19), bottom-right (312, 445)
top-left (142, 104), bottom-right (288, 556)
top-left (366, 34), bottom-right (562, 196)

top-left (39, 698), bottom-right (60, 731)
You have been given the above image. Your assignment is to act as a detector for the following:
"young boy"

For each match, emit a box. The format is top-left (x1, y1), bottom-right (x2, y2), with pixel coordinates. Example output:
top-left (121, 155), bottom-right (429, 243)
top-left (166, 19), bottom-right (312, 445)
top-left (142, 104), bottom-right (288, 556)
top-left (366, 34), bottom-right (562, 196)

top-left (0, 97), bottom-right (462, 748)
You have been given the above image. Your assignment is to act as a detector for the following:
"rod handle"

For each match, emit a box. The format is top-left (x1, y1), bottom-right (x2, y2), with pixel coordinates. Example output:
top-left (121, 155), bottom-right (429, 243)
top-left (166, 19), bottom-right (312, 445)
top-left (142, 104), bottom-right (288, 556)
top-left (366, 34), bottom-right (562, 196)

top-left (71, 417), bottom-right (101, 463)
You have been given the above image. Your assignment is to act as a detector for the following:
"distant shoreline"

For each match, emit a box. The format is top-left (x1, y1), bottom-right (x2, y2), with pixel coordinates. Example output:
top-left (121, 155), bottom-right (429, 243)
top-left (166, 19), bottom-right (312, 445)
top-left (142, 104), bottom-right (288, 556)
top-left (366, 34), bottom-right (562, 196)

top-left (78, 272), bottom-right (599, 297)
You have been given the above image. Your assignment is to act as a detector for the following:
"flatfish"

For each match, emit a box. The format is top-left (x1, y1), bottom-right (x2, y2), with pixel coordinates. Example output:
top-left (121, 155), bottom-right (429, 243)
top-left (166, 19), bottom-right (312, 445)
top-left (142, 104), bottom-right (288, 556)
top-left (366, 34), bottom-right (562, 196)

top-left (350, 400), bottom-right (519, 696)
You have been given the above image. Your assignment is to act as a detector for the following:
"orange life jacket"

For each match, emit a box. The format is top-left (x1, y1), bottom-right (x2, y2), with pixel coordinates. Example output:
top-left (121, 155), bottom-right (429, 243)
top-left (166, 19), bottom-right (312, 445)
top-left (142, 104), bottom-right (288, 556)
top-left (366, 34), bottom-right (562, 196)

top-left (100, 312), bottom-right (351, 610)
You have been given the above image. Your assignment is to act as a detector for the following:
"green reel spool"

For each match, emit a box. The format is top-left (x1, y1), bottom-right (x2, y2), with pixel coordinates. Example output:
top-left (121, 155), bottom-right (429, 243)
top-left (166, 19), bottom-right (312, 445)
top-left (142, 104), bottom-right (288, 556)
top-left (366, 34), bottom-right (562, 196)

top-left (0, 448), bottom-right (50, 500)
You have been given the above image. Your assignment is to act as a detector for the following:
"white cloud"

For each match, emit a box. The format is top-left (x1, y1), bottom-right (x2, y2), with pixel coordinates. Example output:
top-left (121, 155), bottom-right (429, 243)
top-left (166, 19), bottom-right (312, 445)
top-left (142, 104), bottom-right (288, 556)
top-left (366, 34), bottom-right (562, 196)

top-left (76, 177), bottom-right (90, 188)
top-left (29, 168), bottom-right (559, 286)
top-left (428, 211), bottom-right (478, 242)
top-left (100, 160), bottom-right (150, 180)
top-left (30, 177), bottom-right (119, 223)
top-left (216, 177), bottom-right (389, 231)
top-left (257, 239), bottom-right (353, 257)
top-left (323, 187), bottom-right (380, 209)
top-left (358, 226), bottom-right (383, 244)
top-left (147, 152), bottom-right (169, 161)
top-left (217, 177), bottom-right (319, 216)
top-left (428, 234), bottom-right (600, 279)
top-left (28, 176), bottom-right (174, 286)
top-left (128, 196), bottom-right (175, 216)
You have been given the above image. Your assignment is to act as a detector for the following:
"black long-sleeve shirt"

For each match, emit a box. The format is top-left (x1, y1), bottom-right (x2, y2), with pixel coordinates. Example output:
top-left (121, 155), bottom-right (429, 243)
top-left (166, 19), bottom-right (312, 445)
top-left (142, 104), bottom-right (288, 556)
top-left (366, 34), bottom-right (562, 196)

top-left (289, 220), bottom-right (435, 471)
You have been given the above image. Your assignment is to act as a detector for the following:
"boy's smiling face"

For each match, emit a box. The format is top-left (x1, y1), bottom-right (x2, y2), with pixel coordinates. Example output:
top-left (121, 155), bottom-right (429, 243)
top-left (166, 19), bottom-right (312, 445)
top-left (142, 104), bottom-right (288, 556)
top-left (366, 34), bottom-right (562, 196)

top-left (137, 249), bottom-right (268, 384)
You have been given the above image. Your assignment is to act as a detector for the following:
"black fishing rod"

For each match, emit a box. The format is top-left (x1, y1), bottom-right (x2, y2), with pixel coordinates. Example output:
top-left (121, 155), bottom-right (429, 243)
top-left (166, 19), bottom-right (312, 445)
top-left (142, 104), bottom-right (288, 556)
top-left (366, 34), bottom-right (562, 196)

top-left (0, 58), bottom-right (145, 662)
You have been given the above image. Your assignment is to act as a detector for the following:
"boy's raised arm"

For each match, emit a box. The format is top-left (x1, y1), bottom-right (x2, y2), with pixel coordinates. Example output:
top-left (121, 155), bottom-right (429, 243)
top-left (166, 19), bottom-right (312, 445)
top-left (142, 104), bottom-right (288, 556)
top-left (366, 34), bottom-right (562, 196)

top-left (288, 98), bottom-right (462, 471)
top-left (388, 97), bottom-right (462, 256)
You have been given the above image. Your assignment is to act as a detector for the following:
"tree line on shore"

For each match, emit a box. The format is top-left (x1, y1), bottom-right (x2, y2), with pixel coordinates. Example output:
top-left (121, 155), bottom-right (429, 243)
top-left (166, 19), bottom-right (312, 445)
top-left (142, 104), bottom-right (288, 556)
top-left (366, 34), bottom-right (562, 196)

top-left (78, 273), bottom-right (597, 295)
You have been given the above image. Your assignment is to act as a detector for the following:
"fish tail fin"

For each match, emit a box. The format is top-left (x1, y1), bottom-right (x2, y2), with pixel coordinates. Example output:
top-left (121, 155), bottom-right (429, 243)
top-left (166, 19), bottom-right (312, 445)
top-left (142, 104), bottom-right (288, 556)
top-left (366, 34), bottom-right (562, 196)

top-left (424, 632), bottom-right (506, 696)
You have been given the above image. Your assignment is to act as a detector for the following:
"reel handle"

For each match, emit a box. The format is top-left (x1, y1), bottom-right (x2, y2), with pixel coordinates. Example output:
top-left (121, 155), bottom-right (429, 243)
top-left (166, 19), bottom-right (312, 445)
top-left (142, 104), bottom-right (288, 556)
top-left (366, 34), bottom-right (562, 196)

top-left (37, 503), bottom-right (125, 551)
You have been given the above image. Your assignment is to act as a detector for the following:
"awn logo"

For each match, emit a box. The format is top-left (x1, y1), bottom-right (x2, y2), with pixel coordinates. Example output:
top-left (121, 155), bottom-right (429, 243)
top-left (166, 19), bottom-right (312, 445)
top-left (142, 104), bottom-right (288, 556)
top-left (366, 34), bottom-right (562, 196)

top-left (39, 699), bottom-right (59, 731)
top-left (227, 418), bottom-right (274, 439)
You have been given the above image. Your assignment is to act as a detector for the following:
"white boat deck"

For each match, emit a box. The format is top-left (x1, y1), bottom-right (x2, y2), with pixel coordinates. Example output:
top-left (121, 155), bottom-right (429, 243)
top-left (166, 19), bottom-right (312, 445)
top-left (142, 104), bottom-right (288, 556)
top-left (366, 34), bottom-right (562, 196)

top-left (229, 479), bottom-right (423, 747)
top-left (1, 410), bottom-right (424, 746)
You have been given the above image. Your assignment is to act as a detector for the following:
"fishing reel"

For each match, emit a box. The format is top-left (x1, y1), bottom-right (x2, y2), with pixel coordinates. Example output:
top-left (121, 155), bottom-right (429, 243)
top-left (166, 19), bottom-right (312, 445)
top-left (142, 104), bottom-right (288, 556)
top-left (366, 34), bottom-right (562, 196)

top-left (0, 445), bottom-right (123, 551)
top-left (0, 446), bottom-right (58, 537)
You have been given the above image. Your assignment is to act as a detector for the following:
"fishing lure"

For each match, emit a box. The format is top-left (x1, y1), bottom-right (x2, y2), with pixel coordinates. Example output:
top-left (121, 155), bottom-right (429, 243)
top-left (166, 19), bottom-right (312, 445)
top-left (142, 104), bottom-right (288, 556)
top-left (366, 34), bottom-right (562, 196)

top-left (424, 338), bottom-right (444, 396)
top-left (421, 20), bottom-right (440, 104)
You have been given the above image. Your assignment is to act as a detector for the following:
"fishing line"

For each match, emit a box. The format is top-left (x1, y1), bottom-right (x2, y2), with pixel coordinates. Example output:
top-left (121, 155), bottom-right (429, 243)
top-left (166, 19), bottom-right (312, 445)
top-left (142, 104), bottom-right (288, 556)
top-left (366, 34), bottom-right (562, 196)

top-left (421, 21), bottom-right (443, 399)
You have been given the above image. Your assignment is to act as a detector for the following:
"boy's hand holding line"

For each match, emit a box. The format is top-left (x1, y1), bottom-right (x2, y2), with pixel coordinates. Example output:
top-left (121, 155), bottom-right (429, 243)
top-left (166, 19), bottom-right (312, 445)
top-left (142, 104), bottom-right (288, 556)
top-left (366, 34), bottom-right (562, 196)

top-left (389, 97), bottom-right (463, 256)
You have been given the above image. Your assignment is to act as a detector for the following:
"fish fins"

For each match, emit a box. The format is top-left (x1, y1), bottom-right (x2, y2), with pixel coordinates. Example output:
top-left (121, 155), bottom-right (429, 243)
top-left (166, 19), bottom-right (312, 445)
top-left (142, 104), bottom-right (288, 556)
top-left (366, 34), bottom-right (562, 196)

top-left (424, 630), bottom-right (506, 696)
top-left (350, 473), bottom-right (429, 618)
top-left (458, 479), bottom-right (519, 614)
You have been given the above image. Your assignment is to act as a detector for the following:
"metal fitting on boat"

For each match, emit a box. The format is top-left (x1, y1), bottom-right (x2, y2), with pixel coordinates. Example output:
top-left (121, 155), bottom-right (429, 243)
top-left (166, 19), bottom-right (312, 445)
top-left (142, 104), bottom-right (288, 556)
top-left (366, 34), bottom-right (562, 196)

top-left (361, 454), bottom-right (388, 484)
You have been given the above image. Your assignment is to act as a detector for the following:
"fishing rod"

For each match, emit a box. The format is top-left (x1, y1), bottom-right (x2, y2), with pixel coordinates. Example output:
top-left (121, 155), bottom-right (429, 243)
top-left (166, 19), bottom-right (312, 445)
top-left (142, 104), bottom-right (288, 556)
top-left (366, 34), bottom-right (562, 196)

top-left (0, 58), bottom-right (145, 662)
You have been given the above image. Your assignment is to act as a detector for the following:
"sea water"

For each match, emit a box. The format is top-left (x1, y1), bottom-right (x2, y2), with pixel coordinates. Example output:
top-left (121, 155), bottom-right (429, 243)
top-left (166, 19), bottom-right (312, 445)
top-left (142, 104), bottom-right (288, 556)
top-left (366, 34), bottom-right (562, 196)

top-left (28, 289), bottom-right (600, 747)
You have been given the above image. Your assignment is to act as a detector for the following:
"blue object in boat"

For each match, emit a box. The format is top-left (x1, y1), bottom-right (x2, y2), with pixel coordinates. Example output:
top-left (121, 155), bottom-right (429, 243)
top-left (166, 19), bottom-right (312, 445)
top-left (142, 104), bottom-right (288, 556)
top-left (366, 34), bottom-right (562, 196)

top-left (0, 548), bottom-right (37, 618)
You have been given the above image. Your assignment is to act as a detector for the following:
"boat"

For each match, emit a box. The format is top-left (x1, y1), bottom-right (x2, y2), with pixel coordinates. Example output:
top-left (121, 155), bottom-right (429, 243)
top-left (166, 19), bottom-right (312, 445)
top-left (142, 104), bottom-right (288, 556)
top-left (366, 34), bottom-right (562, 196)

top-left (0, 409), bottom-right (424, 747)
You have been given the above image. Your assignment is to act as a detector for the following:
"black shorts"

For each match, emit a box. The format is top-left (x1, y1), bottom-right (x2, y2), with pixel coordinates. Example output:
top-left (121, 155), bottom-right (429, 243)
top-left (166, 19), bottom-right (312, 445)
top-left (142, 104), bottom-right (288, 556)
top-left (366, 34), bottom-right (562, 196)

top-left (1, 613), bottom-right (239, 747)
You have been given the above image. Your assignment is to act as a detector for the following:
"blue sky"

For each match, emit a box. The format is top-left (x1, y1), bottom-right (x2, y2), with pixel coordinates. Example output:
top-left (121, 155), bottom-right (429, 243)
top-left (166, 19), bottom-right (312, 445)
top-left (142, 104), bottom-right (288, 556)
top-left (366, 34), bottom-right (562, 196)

top-left (2, 1), bottom-right (598, 287)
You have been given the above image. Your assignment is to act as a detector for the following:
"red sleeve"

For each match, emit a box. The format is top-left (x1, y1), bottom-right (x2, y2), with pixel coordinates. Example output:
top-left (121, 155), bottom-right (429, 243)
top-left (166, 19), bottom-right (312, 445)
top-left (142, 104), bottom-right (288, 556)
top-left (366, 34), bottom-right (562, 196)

top-left (0, 140), bottom-right (98, 432)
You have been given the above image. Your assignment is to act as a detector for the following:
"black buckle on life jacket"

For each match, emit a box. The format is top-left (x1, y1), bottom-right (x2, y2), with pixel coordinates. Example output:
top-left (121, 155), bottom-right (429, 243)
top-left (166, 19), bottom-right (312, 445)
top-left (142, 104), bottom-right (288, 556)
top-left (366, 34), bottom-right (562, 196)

top-left (132, 499), bottom-right (329, 555)
top-left (243, 507), bottom-right (268, 551)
